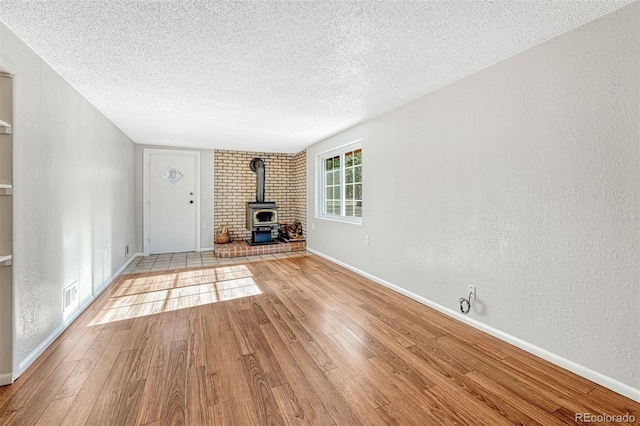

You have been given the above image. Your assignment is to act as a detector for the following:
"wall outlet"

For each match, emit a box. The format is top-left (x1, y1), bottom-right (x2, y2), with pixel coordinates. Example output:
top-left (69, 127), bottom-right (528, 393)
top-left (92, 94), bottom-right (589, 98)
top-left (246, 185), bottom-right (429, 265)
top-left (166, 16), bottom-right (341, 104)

top-left (125, 244), bottom-right (129, 256)
top-left (311, 223), bottom-right (315, 231)
top-left (364, 235), bottom-right (370, 246)
top-left (203, 223), bottom-right (208, 230)
top-left (468, 285), bottom-right (476, 300)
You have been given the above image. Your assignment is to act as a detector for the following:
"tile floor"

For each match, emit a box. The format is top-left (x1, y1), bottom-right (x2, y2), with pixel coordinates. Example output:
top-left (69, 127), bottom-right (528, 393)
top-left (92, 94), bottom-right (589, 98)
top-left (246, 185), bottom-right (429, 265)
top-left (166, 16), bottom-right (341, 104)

top-left (122, 250), bottom-right (312, 274)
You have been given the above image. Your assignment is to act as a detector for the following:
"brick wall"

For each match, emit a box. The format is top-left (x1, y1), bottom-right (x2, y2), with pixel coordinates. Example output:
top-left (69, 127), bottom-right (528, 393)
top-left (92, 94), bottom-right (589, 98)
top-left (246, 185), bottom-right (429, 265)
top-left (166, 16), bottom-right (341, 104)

top-left (214, 149), bottom-right (306, 242)
top-left (291, 150), bottom-right (307, 236)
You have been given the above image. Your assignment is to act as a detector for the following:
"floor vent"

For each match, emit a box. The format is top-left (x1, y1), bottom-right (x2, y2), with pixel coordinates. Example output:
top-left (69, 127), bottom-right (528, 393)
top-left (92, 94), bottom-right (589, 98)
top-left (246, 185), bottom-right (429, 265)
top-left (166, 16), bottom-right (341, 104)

top-left (63, 282), bottom-right (78, 312)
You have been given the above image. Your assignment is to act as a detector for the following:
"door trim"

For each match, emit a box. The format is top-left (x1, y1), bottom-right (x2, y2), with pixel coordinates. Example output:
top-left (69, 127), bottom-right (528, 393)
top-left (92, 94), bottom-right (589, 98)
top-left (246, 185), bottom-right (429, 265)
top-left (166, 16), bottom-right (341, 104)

top-left (143, 148), bottom-right (201, 256)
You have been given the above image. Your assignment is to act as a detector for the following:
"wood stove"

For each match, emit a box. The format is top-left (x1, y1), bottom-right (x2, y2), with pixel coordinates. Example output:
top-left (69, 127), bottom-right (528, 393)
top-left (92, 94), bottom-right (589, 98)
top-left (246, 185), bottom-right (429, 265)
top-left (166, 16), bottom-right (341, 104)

top-left (246, 158), bottom-right (279, 245)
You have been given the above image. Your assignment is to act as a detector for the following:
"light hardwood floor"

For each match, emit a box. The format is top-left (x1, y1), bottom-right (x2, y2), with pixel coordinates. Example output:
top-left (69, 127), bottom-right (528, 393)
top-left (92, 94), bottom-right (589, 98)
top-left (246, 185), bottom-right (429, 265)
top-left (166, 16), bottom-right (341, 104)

top-left (0, 253), bottom-right (638, 425)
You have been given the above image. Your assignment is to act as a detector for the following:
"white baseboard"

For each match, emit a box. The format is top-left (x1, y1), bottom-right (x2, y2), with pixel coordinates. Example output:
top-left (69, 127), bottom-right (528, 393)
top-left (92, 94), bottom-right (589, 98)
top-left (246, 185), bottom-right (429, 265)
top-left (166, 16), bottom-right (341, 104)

top-left (0, 372), bottom-right (12, 386)
top-left (16, 253), bottom-right (143, 378)
top-left (306, 248), bottom-right (640, 403)
top-left (200, 247), bottom-right (214, 252)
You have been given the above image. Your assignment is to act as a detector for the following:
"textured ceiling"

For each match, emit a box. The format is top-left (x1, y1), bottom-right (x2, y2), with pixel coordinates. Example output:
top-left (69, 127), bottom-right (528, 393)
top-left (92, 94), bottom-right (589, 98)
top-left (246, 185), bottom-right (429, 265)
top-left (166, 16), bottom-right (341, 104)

top-left (0, 1), bottom-right (632, 153)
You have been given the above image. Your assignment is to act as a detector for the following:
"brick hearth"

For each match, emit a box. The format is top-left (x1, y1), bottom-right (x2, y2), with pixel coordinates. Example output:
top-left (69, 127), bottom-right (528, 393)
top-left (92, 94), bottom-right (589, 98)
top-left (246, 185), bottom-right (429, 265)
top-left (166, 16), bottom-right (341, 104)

top-left (214, 240), bottom-right (306, 258)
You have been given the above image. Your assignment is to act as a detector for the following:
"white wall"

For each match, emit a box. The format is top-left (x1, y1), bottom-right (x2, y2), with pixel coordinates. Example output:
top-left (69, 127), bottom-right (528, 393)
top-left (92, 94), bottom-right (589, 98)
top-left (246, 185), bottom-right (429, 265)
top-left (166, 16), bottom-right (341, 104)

top-left (307, 3), bottom-right (639, 396)
top-left (0, 22), bottom-right (137, 378)
top-left (134, 145), bottom-right (214, 252)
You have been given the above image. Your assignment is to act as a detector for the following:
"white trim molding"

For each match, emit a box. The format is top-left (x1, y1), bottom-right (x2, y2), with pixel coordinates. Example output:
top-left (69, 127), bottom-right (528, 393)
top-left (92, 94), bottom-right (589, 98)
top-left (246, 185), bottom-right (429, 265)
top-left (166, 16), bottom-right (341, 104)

top-left (0, 373), bottom-right (12, 387)
top-left (307, 247), bottom-right (640, 403)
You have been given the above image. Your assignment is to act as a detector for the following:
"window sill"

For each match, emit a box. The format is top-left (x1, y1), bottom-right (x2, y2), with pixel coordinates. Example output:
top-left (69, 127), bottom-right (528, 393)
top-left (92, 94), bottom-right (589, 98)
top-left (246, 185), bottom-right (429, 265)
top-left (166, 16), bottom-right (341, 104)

top-left (316, 215), bottom-right (362, 225)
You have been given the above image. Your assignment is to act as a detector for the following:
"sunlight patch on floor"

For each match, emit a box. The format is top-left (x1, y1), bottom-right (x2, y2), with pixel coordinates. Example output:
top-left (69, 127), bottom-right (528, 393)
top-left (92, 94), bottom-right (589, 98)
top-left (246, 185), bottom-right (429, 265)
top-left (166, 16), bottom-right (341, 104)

top-left (88, 265), bottom-right (262, 325)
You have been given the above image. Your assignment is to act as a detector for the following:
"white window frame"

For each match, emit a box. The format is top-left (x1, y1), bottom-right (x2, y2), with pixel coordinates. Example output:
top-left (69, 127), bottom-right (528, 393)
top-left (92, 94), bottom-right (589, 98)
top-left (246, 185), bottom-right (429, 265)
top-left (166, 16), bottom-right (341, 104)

top-left (316, 139), bottom-right (362, 224)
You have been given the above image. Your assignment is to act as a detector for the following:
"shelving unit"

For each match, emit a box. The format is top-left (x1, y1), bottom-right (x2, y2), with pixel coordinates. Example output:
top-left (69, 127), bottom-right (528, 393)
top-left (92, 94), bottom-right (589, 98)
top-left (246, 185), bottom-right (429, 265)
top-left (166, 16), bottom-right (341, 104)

top-left (0, 68), bottom-right (13, 385)
top-left (0, 184), bottom-right (12, 196)
top-left (0, 70), bottom-right (12, 263)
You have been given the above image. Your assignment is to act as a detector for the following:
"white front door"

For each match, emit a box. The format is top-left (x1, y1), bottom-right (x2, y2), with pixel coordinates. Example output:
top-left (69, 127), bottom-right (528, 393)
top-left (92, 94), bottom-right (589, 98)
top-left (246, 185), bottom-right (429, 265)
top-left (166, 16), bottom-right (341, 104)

top-left (146, 150), bottom-right (200, 254)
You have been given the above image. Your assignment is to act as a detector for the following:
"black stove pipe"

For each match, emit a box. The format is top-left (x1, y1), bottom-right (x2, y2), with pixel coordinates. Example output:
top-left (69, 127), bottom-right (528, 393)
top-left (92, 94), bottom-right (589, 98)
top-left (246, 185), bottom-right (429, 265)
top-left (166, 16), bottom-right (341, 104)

top-left (249, 157), bottom-right (265, 203)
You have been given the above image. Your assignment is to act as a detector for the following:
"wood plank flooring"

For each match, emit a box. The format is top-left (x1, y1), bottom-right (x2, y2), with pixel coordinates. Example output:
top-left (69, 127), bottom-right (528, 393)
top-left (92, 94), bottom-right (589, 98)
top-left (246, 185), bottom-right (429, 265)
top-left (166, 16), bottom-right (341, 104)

top-left (1, 253), bottom-right (638, 425)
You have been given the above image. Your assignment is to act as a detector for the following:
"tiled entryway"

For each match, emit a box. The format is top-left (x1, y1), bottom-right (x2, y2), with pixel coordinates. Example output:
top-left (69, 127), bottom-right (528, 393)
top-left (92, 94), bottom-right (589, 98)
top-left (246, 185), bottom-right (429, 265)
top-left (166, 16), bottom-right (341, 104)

top-left (123, 250), bottom-right (312, 274)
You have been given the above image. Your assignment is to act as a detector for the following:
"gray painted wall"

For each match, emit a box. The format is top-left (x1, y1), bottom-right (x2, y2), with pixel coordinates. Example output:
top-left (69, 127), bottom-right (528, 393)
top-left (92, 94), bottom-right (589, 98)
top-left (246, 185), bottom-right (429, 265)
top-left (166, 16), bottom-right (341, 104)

top-left (307, 4), bottom-right (639, 392)
top-left (0, 22), bottom-right (137, 377)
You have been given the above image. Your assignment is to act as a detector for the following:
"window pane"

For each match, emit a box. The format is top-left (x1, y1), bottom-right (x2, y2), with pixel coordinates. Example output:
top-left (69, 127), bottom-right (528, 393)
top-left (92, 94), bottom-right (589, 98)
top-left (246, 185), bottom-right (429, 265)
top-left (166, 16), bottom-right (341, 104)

top-left (326, 186), bottom-right (333, 200)
top-left (346, 184), bottom-right (353, 199)
top-left (325, 201), bottom-right (332, 215)
top-left (345, 204), bottom-right (354, 217)
top-left (345, 151), bottom-right (353, 167)
top-left (320, 145), bottom-right (360, 220)
top-left (345, 168), bottom-right (353, 183)
top-left (354, 166), bottom-right (362, 183)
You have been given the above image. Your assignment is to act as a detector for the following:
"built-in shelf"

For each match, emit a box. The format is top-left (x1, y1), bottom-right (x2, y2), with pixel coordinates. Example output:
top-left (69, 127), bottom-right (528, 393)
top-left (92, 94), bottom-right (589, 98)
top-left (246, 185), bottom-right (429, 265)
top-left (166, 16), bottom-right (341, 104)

top-left (0, 70), bottom-right (12, 381)
top-left (0, 184), bottom-right (12, 195)
top-left (0, 120), bottom-right (11, 135)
